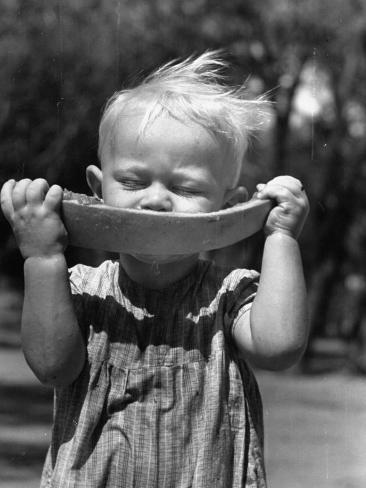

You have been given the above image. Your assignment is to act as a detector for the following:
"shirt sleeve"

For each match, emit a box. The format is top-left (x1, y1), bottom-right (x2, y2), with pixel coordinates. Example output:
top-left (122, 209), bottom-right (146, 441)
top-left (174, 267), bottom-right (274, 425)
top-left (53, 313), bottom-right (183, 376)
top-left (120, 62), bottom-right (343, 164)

top-left (68, 264), bottom-right (91, 340)
top-left (224, 268), bottom-right (259, 336)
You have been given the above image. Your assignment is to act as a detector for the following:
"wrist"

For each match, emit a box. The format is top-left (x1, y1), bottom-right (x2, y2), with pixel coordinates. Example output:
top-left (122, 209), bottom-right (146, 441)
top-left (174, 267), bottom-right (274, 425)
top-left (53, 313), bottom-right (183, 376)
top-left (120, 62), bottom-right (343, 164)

top-left (264, 230), bottom-right (299, 244)
top-left (24, 253), bottom-right (67, 270)
top-left (265, 228), bottom-right (298, 240)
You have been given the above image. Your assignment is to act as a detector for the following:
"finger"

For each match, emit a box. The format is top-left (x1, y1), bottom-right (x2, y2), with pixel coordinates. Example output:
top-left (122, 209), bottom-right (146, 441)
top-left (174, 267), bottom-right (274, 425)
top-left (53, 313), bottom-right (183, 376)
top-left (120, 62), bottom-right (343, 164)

top-left (44, 184), bottom-right (64, 212)
top-left (25, 178), bottom-right (49, 205)
top-left (266, 175), bottom-right (302, 188)
top-left (256, 184), bottom-right (297, 204)
top-left (258, 176), bottom-right (304, 196)
top-left (0, 179), bottom-right (16, 220)
top-left (12, 179), bottom-right (32, 211)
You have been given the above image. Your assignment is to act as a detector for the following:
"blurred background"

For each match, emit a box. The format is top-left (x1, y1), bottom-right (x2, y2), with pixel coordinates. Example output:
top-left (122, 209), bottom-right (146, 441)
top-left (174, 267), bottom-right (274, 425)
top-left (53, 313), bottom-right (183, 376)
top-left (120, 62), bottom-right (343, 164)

top-left (1, 1), bottom-right (366, 487)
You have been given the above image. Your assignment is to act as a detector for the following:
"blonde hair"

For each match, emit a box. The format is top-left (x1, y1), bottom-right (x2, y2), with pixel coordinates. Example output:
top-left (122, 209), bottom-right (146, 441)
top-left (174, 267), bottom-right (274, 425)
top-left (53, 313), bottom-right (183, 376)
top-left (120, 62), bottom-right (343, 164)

top-left (98, 51), bottom-right (270, 187)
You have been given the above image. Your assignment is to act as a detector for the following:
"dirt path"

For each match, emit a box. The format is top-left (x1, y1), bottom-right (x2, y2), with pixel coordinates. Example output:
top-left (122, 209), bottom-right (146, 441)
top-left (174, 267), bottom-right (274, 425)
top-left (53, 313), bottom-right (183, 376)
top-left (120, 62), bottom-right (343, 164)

top-left (258, 370), bottom-right (366, 488)
top-left (1, 285), bottom-right (366, 487)
top-left (1, 350), bottom-right (366, 488)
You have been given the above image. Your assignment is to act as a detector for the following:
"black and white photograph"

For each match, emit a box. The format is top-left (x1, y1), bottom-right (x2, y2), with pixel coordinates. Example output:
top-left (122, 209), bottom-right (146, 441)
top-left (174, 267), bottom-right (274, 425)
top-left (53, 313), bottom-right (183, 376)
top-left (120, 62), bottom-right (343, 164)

top-left (1, 1), bottom-right (366, 487)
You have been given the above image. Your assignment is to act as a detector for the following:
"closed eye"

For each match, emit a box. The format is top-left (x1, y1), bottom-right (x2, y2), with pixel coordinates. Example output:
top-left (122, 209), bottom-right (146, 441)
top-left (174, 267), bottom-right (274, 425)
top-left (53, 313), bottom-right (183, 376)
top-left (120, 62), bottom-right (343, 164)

top-left (118, 178), bottom-right (147, 190)
top-left (171, 186), bottom-right (203, 197)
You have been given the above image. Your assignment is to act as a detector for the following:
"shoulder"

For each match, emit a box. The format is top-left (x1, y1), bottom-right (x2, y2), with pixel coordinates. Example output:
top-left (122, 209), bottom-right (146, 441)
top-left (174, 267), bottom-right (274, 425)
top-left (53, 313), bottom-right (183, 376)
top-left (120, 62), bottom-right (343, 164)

top-left (195, 260), bottom-right (259, 320)
top-left (69, 260), bottom-right (119, 296)
top-left (200, 259), bottom-right (259, 293)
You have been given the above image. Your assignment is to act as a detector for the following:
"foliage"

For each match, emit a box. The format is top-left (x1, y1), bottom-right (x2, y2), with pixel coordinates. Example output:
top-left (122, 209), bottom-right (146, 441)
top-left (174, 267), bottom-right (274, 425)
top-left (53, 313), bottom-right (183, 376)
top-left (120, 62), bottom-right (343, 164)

top-left (1, 0), bottom-right (366, 346)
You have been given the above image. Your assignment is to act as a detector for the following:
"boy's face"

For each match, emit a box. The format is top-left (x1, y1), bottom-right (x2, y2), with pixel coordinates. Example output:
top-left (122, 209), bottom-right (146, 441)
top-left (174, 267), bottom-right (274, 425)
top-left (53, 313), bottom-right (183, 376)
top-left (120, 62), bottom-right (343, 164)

top-left (90, 113), bottom-right (238, 214)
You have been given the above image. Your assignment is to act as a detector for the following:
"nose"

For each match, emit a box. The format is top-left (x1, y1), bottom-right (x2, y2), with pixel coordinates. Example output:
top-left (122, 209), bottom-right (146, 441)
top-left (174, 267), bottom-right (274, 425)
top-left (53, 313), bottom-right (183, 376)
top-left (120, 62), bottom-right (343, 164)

top-left (139, 183), bottom-right (173, 212)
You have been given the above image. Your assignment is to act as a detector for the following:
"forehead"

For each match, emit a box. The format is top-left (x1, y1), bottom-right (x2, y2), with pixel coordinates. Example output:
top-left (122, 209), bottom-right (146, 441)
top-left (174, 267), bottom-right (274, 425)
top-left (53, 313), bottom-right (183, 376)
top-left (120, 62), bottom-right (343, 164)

top-left (111, 110), bottom-right (224, 161)
top-left (100, 102), bottom-right (238, 187)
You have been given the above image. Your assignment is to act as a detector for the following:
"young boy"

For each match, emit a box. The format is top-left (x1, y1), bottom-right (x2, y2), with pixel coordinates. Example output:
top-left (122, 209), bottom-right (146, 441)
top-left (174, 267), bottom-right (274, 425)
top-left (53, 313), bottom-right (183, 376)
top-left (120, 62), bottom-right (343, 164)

top-left (1, 52), bottom-right (309, 487)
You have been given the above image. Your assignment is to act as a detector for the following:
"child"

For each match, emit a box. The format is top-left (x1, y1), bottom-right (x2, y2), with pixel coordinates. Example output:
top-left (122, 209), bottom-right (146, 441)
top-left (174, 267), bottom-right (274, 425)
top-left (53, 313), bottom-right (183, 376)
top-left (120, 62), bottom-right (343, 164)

top-left (0, 52), bottom-right (309, 487)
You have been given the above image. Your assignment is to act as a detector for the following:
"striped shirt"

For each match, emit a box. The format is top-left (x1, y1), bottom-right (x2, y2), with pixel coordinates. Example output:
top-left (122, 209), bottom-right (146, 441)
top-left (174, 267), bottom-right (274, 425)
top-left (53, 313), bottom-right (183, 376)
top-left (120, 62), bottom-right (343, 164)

top-left (41, 259), bottom-right (266, 487)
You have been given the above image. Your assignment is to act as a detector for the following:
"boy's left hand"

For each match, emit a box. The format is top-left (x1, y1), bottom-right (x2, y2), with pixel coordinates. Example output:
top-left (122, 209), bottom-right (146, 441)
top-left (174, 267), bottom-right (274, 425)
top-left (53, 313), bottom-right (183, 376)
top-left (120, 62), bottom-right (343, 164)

top-left (255, 176), bottom-right (309, 239)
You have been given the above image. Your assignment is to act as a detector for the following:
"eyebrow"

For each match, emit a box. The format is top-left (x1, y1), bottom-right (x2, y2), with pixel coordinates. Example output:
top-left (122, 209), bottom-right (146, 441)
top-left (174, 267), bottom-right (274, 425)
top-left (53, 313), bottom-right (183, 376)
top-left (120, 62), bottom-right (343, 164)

top-left (171, 167), bottom-right (213, 184)
top-left (114, 160), bottom-right (211, 174)
top-left (112, 162), bottom-right (148, 175)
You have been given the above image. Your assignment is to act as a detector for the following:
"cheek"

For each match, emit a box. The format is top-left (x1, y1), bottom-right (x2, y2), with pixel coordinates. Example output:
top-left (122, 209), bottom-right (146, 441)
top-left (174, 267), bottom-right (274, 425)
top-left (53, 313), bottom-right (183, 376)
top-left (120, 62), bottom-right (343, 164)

top-left (102, 185), bottom-right (137, 209)
top-left (201, 190), bottom-right (227, 212)
top-left (180, 194), bottom-right (225, 214)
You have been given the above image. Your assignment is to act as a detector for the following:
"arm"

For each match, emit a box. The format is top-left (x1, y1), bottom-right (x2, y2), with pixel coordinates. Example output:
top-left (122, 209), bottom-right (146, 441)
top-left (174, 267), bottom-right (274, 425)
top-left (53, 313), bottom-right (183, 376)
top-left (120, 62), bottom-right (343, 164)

top-left (233, 176), bottom-right (310, 370)
top-left (1, 179), bottom-right (85, 386)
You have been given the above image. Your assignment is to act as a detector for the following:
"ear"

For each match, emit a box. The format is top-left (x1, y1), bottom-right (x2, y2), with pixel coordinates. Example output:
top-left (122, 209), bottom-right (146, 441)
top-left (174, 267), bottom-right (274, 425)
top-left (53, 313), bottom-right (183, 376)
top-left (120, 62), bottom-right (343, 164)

top-left (223, 186), bottom-right (248, 208)
top-left (86, 165), bottom-right (103, 198)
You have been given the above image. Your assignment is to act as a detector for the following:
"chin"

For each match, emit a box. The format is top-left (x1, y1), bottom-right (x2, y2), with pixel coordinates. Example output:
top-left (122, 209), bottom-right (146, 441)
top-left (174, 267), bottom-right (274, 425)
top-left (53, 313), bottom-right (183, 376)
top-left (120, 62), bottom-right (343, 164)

top-left (132, 253), bottom-right (192, 265)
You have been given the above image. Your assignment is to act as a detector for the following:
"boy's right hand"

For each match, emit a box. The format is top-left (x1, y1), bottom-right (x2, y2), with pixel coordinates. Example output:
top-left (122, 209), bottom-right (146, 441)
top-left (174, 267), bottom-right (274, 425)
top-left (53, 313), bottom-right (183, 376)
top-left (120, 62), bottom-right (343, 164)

top-left (0, 179), bottom-right (68, 259)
